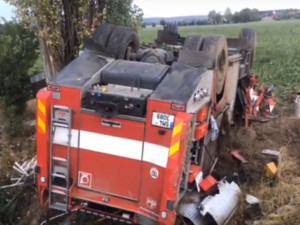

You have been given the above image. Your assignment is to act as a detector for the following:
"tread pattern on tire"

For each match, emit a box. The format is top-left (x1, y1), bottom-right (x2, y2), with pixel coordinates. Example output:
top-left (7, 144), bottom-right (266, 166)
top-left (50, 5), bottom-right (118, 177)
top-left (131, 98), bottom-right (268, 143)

top-left (202, 35), bottom-right (229, 94)
top-left (183, 35), bottom-right (205, 51)
top-left (107, 27), bottom-right (140, 59)
top-left (92, 23), bottom-right (116, 47)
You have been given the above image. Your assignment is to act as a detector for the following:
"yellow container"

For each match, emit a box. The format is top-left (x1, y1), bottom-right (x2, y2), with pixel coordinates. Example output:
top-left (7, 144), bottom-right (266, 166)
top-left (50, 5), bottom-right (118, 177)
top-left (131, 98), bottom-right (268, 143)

top-left (265, 162), bottom-right (278, 178)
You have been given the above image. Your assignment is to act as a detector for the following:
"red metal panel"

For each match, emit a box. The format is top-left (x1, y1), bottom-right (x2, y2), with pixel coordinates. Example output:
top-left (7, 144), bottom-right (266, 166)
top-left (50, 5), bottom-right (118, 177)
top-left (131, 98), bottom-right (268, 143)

top-left (36, 90), bottom-right (52, 190)
top-left (159, 112), bottom-right (193, 225)
top-left (144, 99), bottom-right (174, 147)
top-left (51, 87), bottom-right (81, 129)
top-left (78, 151), bottom-right (142, 200)
top-left (139, 162), bottom-right (166, 216)
top-left (77, 112), bottom-right (145, 200)
top-left (139, 100), bottom-right (173, 216)
top-left (79, 113), bottom-right (144, 140)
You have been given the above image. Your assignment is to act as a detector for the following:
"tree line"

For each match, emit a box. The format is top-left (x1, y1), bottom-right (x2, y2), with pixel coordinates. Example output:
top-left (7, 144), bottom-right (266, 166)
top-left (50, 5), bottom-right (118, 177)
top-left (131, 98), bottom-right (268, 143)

top-left (147, 7), bottom-right (262, 28)
top-left (209, 8), bottom-right (261, 24)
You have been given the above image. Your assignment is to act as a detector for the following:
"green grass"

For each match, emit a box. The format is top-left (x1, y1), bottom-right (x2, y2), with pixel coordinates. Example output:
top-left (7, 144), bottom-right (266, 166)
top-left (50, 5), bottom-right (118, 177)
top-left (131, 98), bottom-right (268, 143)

top-left (140, 21), bottom-right (300, 102)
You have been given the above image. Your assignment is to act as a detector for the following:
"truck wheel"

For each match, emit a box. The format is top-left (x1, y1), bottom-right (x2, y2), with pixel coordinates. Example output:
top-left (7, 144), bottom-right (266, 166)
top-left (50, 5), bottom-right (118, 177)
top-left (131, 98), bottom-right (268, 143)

top-left (92, 23), bottom-right (116, 47)
top-left (202, 35), bottom-right (228, 94)
top-left (107, 27), bottom-right (140, 59)
top-left (239, 28), bottom-right (257, 69)
top-left (183, 35), bottom-right (205, 51)
top-left (141, 52), bottom-right (165, 64)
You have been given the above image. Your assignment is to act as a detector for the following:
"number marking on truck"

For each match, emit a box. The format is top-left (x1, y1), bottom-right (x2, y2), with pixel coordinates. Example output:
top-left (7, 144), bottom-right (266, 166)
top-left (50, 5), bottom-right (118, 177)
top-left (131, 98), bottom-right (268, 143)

top-left (152, 112), bottom-right (175, 129)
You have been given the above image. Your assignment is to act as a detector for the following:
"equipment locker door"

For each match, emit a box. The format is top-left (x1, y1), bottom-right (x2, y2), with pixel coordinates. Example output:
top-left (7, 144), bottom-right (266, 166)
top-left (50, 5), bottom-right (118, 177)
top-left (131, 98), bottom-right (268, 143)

top-left (77, 112), bottom-right (145, 201)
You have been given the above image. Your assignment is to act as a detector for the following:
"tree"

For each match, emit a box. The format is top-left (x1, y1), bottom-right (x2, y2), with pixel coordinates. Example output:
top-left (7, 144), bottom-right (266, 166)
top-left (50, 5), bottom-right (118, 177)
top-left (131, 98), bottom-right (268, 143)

top-left (233, 8), bottom-right (261, 23)
top-left (239, 8), bottom-right (252, 22)
top-left (251, 9), bottom-right (261, 21)
top-left (224, 7), bottom-right (233, 23)
top-left (0, 21), bottom-right (39, 136)
top-left (5, 0), bottom-right (143, 81)
top-left (233, 12), bottom-right (241, 23)
top-left (160, 19), bottom-right (166, 27)
top-left (214, 13), bottom-right (223, 24)
top-left (208, 10), bottom-right (217, 24)
top-left (105, 1), bottom-right (144, 29)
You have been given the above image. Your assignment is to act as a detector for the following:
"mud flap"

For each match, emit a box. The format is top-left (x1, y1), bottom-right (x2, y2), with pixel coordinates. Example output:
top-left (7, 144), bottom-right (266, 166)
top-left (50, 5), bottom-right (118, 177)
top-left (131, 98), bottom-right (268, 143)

top-left (177, 179), bottom-right (241, 225)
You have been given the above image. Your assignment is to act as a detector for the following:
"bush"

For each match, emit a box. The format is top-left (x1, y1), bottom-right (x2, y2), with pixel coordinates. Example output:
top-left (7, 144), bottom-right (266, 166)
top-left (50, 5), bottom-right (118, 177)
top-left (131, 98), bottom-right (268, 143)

top-left (0, 21), bottom-right (39, 137)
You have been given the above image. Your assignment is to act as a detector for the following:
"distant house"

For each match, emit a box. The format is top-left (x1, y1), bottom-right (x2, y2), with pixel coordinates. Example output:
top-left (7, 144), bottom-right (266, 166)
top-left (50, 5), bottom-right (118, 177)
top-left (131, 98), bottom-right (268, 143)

top-left (260, 9), bottom-right (300, 20)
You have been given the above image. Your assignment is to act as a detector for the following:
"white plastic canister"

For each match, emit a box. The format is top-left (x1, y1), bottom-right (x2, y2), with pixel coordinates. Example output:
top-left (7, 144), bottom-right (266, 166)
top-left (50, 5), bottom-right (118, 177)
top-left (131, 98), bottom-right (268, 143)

top-left (295, 93), bottom-right (300, 118)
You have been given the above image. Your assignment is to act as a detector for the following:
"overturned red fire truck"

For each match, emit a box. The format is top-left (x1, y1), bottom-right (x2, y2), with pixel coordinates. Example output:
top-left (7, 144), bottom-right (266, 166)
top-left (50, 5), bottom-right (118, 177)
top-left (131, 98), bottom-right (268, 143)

top-left (36, 24), bottom-right (257, 225)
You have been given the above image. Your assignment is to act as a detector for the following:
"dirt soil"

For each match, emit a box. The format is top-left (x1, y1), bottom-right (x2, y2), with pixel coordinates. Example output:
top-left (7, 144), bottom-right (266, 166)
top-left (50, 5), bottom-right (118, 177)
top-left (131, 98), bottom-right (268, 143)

top-left (216, 109), bottom-right (300, 225)
top-left (0, 107), bottom-right (300, 225)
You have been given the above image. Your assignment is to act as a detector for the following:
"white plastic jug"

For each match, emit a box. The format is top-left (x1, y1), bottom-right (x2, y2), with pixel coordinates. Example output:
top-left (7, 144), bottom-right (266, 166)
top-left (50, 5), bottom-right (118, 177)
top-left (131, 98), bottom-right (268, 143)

top-left (296, 93), bottom-right (300, 118)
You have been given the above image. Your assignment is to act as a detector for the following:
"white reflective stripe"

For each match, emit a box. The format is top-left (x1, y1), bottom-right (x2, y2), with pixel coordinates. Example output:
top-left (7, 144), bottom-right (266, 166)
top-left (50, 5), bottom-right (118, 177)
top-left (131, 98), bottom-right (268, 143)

top-left (53, 128), bottom-right (142, 161)
top-left (79, 130), bottom-right (143, 161)
top-left (143, 143), bottom-right (169, 168)
top-left (52, 128), bottom-right (169, 168)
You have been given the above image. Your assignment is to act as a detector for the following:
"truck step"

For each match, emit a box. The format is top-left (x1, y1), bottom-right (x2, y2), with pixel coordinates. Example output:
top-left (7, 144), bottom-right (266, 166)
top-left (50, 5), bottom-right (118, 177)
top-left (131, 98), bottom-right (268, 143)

top-left (53, 122), bottom-right (69, 128)
top-left (52, 119), bottom-right (69, 124)
top-left (52, 173), bottom-right (67, 179)
top-left (50, 202), bottom-right (68, 212)
top-left (51, 185), bottom-right (67, 194)
top-left (52, 157), bottom-right (68, 163)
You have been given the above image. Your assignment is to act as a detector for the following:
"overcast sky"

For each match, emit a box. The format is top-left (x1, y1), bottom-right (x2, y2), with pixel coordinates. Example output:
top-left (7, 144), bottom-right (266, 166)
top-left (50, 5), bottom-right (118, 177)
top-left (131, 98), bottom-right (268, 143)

top-left (0, 0), bottom-right (300, 20)
top-left (134, 0), bottom-right (300, 17)
top-left (0, 0), bottom-right (14, 20)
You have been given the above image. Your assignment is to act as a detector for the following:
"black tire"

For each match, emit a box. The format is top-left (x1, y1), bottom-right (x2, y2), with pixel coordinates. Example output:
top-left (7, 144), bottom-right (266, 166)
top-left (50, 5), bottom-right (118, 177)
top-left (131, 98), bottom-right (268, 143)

top-left (92, 23), bottom-right (117, 47)
top-left (239, 28), bottom-right (257, 69)
top-left (107, 27), bottom-right (140, 59)
top-left (183, 35), bottom-right (205, 51)
top-left (202, 35), bottom-right (229, 94)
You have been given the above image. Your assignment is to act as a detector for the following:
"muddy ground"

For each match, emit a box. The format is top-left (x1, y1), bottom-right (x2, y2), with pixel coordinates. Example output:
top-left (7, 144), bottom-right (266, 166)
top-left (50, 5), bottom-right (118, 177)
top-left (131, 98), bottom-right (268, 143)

top-left (0, 107), bottom-right (300, 225)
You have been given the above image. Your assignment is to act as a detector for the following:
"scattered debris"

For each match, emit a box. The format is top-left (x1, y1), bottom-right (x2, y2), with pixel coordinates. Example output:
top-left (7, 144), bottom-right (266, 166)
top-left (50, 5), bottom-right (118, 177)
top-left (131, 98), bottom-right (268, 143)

top-left (26, 120), bottom-right (37, 128)
top-left (188, 164), bottom-right (202, 184)
top-left (0, 156), bottom-right (37, 189)
top-left (195, 172), bottom-right (204, 192)
top-left (244, 75), bottom-right (278, 127)
top-left (246, 194), bottom-right (260, 205)
top-left (262, 149), bottom-right (280, 157)
top-left (199, 175), bottom-right (218, 195)
top-left (199, 179), bottom-right (241, 225)
top-left (295, 93), bottom-right (300, 118)
top-left (264, 162), bottom-right (278, 178)
top-left (231, 150), bottom-right (249, 163)
top-left (188, 164), bottom-right (203, 192)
